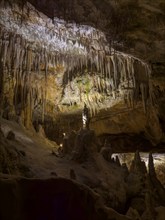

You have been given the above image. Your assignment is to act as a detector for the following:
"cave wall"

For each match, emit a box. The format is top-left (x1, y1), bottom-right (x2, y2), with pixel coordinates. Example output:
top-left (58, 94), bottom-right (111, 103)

top-left (0, 0), bottom-right (165, 146)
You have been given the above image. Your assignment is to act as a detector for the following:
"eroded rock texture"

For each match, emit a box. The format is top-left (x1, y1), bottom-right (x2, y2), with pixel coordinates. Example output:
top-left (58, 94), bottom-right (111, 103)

top-left (0, 1), bottom-right (152, 124)
top-left (0, 1), bottom-right (165, 219)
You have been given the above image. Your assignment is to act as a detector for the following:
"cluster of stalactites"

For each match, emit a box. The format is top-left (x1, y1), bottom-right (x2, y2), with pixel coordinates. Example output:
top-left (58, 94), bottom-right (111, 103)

top-left (0, 27), bottom-right (90, 125)
top-left (0, 28), bottom-right (50, 125)
top-left (64, 49), bottom-right (151, 114)
top-left (0, 1), bottom-right (108, 56)
top-left (0, 24), bottom-right (151, 125)
top-left (0, 0), bottom-right (152, 120)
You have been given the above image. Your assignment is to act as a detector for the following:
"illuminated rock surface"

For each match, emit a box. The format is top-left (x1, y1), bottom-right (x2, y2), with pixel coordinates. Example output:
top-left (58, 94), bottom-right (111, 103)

top-left (0, 0), bottom-right (165, 219)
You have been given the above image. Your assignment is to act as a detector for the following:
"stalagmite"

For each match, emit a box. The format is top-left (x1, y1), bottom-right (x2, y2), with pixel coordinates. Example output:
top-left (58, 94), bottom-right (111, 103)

top-left (148, 152), bottom-right (165, 204)
top-left (130, 150), bottom-right (147, 174)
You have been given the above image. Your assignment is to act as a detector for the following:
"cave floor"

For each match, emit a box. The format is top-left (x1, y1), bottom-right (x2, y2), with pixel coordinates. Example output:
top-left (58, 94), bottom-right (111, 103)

top-left (0, 118), bottom-right (125, 183)
top-left (0, 118), bottom-right (164, 185)
top-left (0, 117), bottom-right (165, 220)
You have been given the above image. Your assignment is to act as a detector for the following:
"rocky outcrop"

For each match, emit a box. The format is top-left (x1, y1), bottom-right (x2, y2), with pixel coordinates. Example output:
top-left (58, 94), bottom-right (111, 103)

top-left (0, 176), bottom-right (132, 220)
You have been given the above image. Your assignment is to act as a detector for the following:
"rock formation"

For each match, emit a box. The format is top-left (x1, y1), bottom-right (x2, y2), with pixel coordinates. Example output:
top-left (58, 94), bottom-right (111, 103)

top-left (0, 117), bottom-right (165, 220)
top-left (0, 0), bottom-right (164, 147)
top-left (126, 151), bottom-right (165, 219)
top-left (148, 152), bottom-right (165, 205)
top-left (0, 0), bottom-right (152, 127)
top-left (0, 176), bottom-right (133, 220)
top-left (0, 0), bottom-right (165, 220)
top-left (71, 128), bottom-right (96, 162)
top-left (130, 150), bottom-right (147, 174)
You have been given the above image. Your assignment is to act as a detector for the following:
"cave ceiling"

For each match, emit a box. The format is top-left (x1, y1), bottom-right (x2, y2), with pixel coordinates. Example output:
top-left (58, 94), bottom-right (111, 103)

top-left (27, 0), bottom-right (165, 63)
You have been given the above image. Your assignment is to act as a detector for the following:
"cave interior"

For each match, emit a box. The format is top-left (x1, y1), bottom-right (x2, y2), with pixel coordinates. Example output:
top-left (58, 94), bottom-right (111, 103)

top-left (0, 0), bottom-right (165, 220)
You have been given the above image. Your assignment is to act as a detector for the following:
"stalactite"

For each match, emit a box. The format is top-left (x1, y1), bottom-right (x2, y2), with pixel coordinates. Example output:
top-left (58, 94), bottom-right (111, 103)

top-left (3, 40), bottom-right (9, 68)
top-left (0, 1), bottom-right (153, 122)
top-left (19, 49), bottom-right (24, 76)
top-left (111, 55), bottom-right (117, 89)
top-left (140, 83), bottom-right (146, 113)
top-left (38, 52), bottom-right (41, 75)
